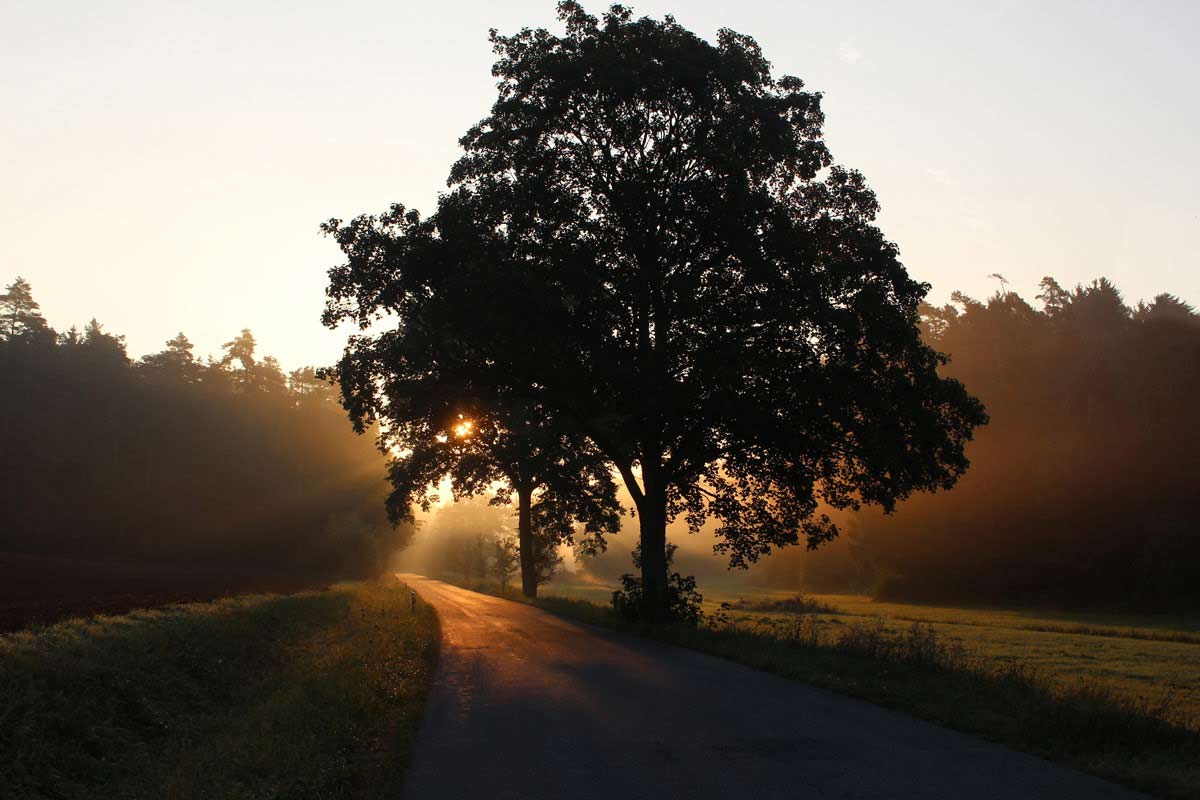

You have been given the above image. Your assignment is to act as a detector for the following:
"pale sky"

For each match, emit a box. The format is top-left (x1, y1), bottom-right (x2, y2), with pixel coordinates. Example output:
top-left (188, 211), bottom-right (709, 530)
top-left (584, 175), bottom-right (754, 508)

top-left (3, 0), bottom-right (1197, 370)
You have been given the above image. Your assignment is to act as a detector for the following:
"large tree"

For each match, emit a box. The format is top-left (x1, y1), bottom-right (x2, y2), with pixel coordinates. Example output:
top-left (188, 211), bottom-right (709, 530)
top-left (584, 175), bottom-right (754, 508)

top-left (325, 3), bottom-right (986, 619)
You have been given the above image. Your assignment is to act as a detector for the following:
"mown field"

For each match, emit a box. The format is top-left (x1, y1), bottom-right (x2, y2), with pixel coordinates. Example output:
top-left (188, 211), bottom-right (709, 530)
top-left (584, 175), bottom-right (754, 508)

top-left (0, 577), bottom-right (438, 800)
top-left (547, 579), bottom-right (1200, 728)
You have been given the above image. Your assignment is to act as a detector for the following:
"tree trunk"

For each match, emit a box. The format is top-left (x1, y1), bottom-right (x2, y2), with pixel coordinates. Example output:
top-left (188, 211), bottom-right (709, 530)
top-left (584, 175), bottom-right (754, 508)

top-left (517, 485), bottom-right (537, 598)
top-left (638, 461), bottom-right (669, 621)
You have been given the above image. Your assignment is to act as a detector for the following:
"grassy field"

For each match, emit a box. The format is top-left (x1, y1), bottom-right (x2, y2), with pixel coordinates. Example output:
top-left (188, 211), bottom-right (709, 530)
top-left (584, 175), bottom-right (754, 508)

top-left (0, 577), bottom-right (438, 800)
top-left (546, 579), bottom-right (1200, 727)
top-left (522, 577), bottom-right (1199, 799)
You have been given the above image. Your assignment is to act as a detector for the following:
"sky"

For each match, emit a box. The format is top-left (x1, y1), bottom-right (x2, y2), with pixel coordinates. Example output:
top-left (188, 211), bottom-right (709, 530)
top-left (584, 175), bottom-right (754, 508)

top-left (3, 0), bottom-right (1197, 370)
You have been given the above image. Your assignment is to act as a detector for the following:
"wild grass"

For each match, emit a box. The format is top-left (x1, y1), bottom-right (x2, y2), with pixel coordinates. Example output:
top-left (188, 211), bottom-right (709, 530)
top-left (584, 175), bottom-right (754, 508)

top-left (520, 591), bottom-right (1199, 800)
top-left (728, 591), bottom-right (841, 615)
top-left (0, 577), bottom-right (439, 800)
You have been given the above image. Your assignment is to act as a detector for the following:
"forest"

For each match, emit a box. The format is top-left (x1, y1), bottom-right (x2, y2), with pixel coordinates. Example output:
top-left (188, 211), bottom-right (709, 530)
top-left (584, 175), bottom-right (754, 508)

top-left (0, 277), bottom-right (405, 625)
top-left (759, 277), bottom-right (1200, 611)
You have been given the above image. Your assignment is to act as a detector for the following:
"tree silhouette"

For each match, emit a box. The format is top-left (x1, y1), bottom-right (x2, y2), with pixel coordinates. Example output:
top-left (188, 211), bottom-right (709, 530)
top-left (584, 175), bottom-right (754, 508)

top-left (1134, 293), bottom-right (1197, 325)
top-left (81, 319), bottom-right (130, 366)
top-left (490, 532), bottom-right (520, 593)
top-left (219, 328), bottom-right (287, 393)
top-left (325, 3), bottom-right (986, 619)
top-left (1, 277), bottom-right (51, 342)
top-left (221, 328), bottom-right (258, 370)
top-left (141, 333), bottom-right (203, 383)
top-left (321, 266), bottom-right (621, 597)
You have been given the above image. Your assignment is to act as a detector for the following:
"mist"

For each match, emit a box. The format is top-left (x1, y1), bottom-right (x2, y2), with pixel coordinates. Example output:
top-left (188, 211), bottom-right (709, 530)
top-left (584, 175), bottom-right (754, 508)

top-left (718, 277), bottom-right (1200, 611)
top-left (393, 497), bottom-right (512, 579)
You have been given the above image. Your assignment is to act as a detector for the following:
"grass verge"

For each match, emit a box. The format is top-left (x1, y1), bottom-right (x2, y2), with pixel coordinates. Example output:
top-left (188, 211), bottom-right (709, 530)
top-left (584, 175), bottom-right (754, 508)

top-left (459, 579), bottom-right (1198, 800)
top-left (0, 576), bottom-right (438, 800)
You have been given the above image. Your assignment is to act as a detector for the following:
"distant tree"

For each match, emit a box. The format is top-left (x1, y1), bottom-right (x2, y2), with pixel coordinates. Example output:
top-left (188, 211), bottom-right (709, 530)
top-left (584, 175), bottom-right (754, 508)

top-left (221, 328), bottom-right (258, 370)
top-left (78, 319), bottom-right (129, 369)
top-left (140, 332), bottom-right (202, 382)
top-left (1061, 278), bottom-right (1130, 332)
top-left (452, 532), bottom-right (490, 581)
top-left (256, 355), bottom-right (288, 391)
top-left (288, 366), bottom-right (338, 402)
top-left (219, 328), bottom-right (286, 392)
top-left (1039, 277), bottom-right (1130, 333)
top-left (1036, 276), bottom-right (1072, 317)
top-left (1134, 293), bottom-right (1197, 326)
top-left (490, 533), bottom-right (520, 593)
top-left (0, 277), bottom-right (52, 342)
top-left (324, 3), bottom-right (985, 619)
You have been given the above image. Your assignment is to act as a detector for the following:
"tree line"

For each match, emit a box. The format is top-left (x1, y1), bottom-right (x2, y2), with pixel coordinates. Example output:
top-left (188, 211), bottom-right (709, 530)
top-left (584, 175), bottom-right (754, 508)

top-left (769, 277), bottom-right (1200, 611)
top-left (0, 277), bottom-right (405, 585)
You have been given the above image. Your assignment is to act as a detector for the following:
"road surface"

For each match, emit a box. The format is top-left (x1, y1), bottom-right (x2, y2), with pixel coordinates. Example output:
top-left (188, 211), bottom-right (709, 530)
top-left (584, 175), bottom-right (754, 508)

top-left (398, 575), bottom-right (1144, 799)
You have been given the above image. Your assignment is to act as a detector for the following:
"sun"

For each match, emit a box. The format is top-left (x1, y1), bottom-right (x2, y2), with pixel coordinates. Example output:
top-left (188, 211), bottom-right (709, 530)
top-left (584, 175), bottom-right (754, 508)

top-left (453, 419), bottom-right (474, 438)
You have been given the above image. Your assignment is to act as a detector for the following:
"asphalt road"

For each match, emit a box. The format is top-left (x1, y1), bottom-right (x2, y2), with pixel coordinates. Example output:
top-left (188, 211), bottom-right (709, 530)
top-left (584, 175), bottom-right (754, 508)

top-left (398, 575), bottom-right (1144, 800)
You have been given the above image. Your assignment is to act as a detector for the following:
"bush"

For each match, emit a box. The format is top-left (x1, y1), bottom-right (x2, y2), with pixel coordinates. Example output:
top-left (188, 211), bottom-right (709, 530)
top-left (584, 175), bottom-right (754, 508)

top-left (731, 592), bottom-right (840, 615)
top-left (611, 543), bottom-right (703, 625)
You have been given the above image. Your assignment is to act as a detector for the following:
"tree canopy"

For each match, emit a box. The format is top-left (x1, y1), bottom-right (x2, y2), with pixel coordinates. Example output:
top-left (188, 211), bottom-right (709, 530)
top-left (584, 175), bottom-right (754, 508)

top-left (323, 3), bottom-right (986, 619)
top-left (1, 277), bottom-right (51, 342)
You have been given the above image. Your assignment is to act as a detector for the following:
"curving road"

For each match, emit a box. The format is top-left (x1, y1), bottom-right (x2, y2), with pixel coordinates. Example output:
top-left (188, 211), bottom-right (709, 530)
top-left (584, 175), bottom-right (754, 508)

top-left (398, 575), bottom-right (1144, 800)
